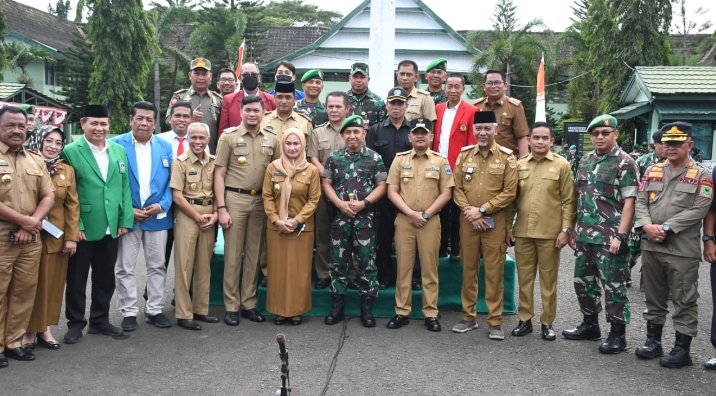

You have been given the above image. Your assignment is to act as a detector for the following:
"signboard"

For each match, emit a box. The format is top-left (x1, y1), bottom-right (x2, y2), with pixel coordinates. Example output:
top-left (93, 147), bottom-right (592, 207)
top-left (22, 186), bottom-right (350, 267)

top-left (563, 122), bottom-right (591, 158)
top-left (0, 101), bottom-right (68, 126)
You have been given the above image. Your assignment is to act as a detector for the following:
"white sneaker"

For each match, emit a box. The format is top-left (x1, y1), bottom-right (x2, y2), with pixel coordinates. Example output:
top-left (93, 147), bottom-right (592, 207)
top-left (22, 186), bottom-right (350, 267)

top-left (489, 325), bottom-right (505, 340)
top-left (451, 320), bottom-right (479, 333)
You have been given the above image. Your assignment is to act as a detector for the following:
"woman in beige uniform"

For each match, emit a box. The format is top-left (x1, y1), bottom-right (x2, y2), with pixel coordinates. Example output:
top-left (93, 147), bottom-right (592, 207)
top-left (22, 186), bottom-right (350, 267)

top-left (262, 128), bottom-right (320, 325)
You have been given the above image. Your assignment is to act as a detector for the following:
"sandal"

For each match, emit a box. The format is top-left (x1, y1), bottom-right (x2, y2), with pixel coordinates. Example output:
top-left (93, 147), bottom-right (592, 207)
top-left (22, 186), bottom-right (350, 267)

top-left (290, 316), bottom-right (302, 326)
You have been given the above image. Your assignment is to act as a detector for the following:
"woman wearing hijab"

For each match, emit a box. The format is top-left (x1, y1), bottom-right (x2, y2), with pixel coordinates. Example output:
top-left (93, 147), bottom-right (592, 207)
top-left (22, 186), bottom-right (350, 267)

top-left (262, 128), bottom-right (321, 325)
top-left (21, 126), bottom-right (80, 350)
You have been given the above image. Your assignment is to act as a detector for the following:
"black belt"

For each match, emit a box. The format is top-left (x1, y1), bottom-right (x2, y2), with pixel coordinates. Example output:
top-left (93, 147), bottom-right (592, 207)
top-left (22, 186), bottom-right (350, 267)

top-left (187, 199), bottom-right (214, 206)
top-left (225, 186), bottom-right (262, 196)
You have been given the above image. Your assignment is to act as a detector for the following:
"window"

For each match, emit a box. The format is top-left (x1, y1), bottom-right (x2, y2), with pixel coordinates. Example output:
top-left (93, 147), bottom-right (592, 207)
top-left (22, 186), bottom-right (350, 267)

top-left (690, 122), bottom-right (714, 160)
top-left (45, 61), bottom-right (64, 86)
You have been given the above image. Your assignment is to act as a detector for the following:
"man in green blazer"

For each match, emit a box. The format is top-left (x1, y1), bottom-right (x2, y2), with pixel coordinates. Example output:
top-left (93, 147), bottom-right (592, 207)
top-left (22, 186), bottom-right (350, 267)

top-left (60, 104), bottom-right (134, 344)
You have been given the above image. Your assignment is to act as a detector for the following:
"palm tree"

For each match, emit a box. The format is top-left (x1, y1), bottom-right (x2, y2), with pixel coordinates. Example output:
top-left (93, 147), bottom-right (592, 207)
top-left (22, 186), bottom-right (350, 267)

top-left (4, 42), bottom-right (56, 89)
top-left (189, 6), bottom-right (247, 69)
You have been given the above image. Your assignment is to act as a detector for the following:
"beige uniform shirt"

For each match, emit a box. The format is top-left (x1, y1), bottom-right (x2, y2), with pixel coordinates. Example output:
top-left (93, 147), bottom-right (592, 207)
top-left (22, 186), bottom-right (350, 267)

top-left (387, 149), bottom-right (454, 212)
top-left (215, 124), bottom-right (280, 191)
top-left (453, 142), bottom-right (518, 214)
top-left (260, 110), bottom-right (313, 142)
top-left (507, 151), bottom-right (576, 239)
top-left (170, 150), bottom-right (216, 202)
top-left (405, 87), bottom-right (437, 122)
top-left (474, 95), bottom-right (529, 154)
top-left (306, 122), bottom-right (344, 165)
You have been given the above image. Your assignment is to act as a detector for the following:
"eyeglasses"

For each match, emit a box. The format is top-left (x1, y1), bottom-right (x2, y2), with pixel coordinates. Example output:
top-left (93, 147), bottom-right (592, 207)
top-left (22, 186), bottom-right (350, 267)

top-left (241, 73), bottom-right (259, 79)
top-left (589, 131), bottom-right (614, 137)
top-left (663, 141), bottom-right (686, 148)
top-left (483, 81), bottom-right (505, 87)
top-left (42, 138), bottom-right (64, 148)
top-left (218, 78), bottom-right (236, 83)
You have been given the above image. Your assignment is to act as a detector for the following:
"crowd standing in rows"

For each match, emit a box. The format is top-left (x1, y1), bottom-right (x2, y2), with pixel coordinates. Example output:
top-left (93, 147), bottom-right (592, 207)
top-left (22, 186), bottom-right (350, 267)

top-left (1, 56), bottom-right (716, 373)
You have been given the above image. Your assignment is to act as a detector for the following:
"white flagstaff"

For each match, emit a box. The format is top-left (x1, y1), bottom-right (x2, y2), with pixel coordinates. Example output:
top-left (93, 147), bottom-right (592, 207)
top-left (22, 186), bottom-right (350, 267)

top-left (368, 0), bottom-right (396, 97)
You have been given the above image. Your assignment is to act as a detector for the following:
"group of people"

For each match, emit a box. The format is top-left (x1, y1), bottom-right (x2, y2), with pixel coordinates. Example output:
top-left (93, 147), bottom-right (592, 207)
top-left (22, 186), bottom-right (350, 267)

top-left (1, 55), bottom-right (716, 373)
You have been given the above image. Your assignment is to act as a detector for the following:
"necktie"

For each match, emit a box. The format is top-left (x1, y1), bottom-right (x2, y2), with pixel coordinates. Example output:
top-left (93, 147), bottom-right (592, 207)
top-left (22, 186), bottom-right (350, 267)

top-left (177, 137), bottom-right (184, 156)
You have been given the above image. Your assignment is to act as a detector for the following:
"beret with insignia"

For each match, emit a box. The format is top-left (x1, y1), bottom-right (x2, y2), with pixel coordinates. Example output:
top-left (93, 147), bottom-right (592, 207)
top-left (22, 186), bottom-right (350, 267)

top-left (340, 115), bottom-right (364, 133)
top-left (301, 69), bottom-right (324, 83)
top-left (587, 114), bottom-right (618, 132)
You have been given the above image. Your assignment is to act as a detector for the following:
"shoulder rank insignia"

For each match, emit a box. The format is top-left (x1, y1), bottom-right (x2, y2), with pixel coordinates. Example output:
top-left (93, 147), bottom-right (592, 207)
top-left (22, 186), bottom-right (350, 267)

top-left (473, 97), bottom-right (486, 105)
top-left (263, 126), bottom-right (277, 135)
top-left (177, 153), bottom-right (189, 162)
top-left (499, 146), bottom-right (514, 155)
top-left (173, 88), bottom-right (188, 95)
top-left (461, 145), bottom-right (475, 152)
top-left (223, 126), bottom-right (238, 134)
top-left (508, 97), bottom-right (522, 106)
top-left (396, 150), bottom-right (411, 156)
top-left (297, 111), bottom-right (313, 122)
top-left (416, 88), bottom-right (429, 96)
top-left (208, 154), bottom-right (216, 160)
top-left (432, 151), bottom-right (447, 158)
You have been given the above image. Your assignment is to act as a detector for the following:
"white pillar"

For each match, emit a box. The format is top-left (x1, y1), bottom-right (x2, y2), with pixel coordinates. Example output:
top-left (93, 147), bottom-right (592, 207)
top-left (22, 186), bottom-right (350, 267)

top-left (368, 0), bottom-right (396, 98)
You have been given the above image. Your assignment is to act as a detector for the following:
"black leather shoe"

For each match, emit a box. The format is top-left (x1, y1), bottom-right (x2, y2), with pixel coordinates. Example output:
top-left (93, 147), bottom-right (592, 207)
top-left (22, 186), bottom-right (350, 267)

top-left (240, 308), bottom-right (266, 323)
top-left (36, 334), bottom-right (61, 350)
top-left (424, 317), bottom-right (441, 332)
top-left (387, 314), bottom-right (409, 329)
top-left (224, 311), bottom-right (239, 326)
top-left (0, 352), bottom-right (7, 368)
top-left (259, 277), bottom-right (267, 288)
top-left (511, 320), bottom-right (533, 337)
top-left (315, 278), bottom-right (330, 289)
top-left (347, 279), bottom-right (360, 290)
top-left (599, 323), bottom-right (627, 354)
top-left (449, 254), bottom-right (460, 262)
top-left (562, 315), bottom-right (601, 341)
top-left (625, 277), bottom-right (632, 288)
top-left (324, 295), bottom-right (345, 325)
top-left (635, 322), bottom-right (664, 359)
top-left (290, 317), bottom-right (302, 326)
top-left (4, 347), bottom-right (35, 361)
top-left (193, 314), bottom-right (220, 323)
top-left (87, 322), bottom-right (124, 337)
top-left (541, 324), bottom-right (556, 341)
top-left (177, 319), bottom-right (202, 331)
top-left (121, 316), bottom-right (137, 332)
top-left (63, 327), bottom-right (83, 344)
top-left (274, 316), bottom-right (288, 325)
top-left (146, 313), bottom-right (172, 328)
top-left (411, 279), bottom-right (422, 291)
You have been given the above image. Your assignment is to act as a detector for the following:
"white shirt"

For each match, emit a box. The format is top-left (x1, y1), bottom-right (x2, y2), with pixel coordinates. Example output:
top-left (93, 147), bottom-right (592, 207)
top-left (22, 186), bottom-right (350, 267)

top-left (439, 100), bottom-right (460, 156)
top-left (84, 136), bottom-right (111, 234)
top-left (157, 130), bottom-right (209, 160)
top-left (132, 135), bottom-right (167, 219)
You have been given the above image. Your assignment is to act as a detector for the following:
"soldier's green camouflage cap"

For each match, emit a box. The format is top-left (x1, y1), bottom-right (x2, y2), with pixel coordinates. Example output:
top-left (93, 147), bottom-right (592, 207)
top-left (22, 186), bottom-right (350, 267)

top-left (426, 58), bottom-right (447, 72)
top-left (190, 57), bottom-right (211, 71)
top-left (350, 62), bottom-right (369, 76)
top-left (587, 114), bottom-right (618, 132)
top-left (340, 115), bottom-right (364, 133)
top-left (301, 69), bottom-right (324, 83)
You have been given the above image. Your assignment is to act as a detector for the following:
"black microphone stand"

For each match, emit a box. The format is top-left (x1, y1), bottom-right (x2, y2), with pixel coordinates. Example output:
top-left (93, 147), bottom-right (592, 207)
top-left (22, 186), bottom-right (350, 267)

top-left (276, 334), bottom-right (291, 396)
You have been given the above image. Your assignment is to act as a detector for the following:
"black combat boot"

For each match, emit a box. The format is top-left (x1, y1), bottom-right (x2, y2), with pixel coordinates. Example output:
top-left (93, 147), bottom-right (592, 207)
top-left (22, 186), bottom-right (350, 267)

top-left (562, 314), bottom-right (601, 340)
top-left (599, 322), bottom-right (627, 354)
top-left (659, 332), bottom-right (693, 368)
top-left (324, 294), bottom-right (345, 325)
top-left (635, 321), bottom-right (664, 359)
top-left (360, 295), bottom-right (376, 328)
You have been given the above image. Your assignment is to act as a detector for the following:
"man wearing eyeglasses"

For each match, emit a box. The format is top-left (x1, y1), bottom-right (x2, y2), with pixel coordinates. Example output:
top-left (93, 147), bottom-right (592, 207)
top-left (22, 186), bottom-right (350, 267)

top-left (635, 122), bottom-right (712, 368)
top-left (563, 114), bottom-right (639, 355)
top-left (474, 70), bottom-right (529, 158)
top-left (218, 62), bottom-right (277, 139)
top-left (216, 68), bottom-right (239, 96)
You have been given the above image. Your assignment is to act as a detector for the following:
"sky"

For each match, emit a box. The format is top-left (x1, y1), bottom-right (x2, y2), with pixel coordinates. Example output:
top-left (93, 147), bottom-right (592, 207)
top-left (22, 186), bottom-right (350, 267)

top-left (12, 0), bottom-right (716, 33)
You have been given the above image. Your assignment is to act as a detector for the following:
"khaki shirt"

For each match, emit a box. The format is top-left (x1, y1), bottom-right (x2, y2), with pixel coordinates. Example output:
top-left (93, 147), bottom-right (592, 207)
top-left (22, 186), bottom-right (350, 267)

top-left (405, 87), bottom-right (437, 122)
top-left (167, 87), bottom-right (223, 152)
top-left (474, 95), bottom-right (529, 154)
top-left (170, 150), bottom-right (216, 201)
top-left (0, 142), bottom-right (55, 232)
top-left (260, 110), bottom-right (313, 142)
top-left (307, 122), bottom-right (344, 165)
top-left (387, 149), bottom-right (454, 212)
top-left (635, 160), bottom-right (712, 258)
top-left (215, 124), bottom-right (280, 190)
top-left (507, 151), bottom-right (576, 239)
top-left (453, 142), bottom-right (518, 214)
top-left (262, 162), bottom-right (321, 231)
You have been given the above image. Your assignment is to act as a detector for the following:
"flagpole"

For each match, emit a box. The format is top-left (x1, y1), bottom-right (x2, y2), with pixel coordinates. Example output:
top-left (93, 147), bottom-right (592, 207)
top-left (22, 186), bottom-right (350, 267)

top-left (235, 38), bottom-right (245, 92)
top-left (535, 52), bottom-right (546, 122)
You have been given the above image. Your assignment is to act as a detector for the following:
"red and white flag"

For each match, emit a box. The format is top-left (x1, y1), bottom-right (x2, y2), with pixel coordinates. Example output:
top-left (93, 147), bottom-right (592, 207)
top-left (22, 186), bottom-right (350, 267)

top-left (235, 38), bottom-right (245, 91)
top-left (535, 52), bottom-right (546, 122)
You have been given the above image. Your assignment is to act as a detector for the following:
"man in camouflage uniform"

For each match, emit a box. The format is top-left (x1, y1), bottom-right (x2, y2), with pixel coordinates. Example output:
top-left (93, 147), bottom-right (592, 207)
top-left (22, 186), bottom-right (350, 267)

top-left (295, 69), bottom-right (328, 127)
top-left (167, 58), bottom-right (223, 153)
top-left (563, 114), bottom-right (639, 355)
top-left (321, 115), bottom-right (387, 328)
top-left (346, 62), bottom-right (387, 130)
top-left (425, 58), bottom-right (448, 106)
top-left (620, 136), bottom-right (634, 153)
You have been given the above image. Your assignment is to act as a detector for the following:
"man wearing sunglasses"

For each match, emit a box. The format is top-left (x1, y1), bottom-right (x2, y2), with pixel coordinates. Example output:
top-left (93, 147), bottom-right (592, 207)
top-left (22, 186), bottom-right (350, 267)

top-left (219, 62), bottom-right (276, 139)
top-left (563, 114), bottom-right (639, 355)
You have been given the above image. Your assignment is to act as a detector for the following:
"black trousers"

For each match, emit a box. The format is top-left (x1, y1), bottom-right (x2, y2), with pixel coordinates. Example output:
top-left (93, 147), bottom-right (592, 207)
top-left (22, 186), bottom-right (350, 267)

top-left (710, 264), bottom-right (716, 349)
top-left (65, 235), bottom-right (119, 329)
top-left (376, 199), bottom-right (421, 284)
top-left (439, 199), bottom-right (461, 255)
top-left (164, 227), bottom-right (174, 268)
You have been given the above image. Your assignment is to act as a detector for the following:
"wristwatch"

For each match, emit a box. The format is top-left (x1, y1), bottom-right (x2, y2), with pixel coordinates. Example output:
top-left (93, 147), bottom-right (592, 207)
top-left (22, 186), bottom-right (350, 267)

top-left (422, 212), bottom-right (430, 220)
top-left (663, 224), bottom-right (671, 233)
top-left (618, 233), bottom-right (629, 241)
top-left (363, 198), bottom-right (371, 207)
top-left (479, 206), bottom-right (486, 214)
top-left (703, 235), bottom-right (715, 242)
top-left (561, 228), bottom-right (571, 235)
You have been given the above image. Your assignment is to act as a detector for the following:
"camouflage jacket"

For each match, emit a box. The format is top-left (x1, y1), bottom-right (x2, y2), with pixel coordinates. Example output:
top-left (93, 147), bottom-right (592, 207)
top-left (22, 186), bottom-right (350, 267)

top-left (321, 145), bottom-right (387, 227)
top-left (347, 89), bottom-right (387, 130)
top-left (620, 140), bottom-right (634, 153)
top-left (635, 152), bottom-right (666, 178)
top-left (295, 98), bottom-right (328, 127)
top-left (429, 89), bottom-right (448, 106)
top-left (575, 144), bottom-right (639, 245)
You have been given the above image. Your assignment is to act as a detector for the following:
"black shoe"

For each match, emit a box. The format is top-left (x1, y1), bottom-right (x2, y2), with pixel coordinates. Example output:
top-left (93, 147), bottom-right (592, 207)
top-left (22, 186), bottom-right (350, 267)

top-left (541, 324), bottom-right (556, 341)
top-left (120, 316), bottom-right (138, 332)
top-left (347, 279), bottom-right (360, 290)
top-left (87, 322), bottom-right (124, 337)
top-left (411, 279), bottom-right (422, 291)
top-left (598, 323), bottom-right (627, 354)
top-left (439, 249), bottom-right (448, 258)
top-left (240, 308), bottom-right (266, 323)
top-left (63, 327), bottom-right (83, 344)
top-left (260, 277), bottom-right (267, 288)
top-left (0, 352), bottom-right (7, 368)
top-left (360, 295), bottom-right (376, 328)
top-left (146, 313), bottom-right (172, 328)
top-left (3, 347), bottom-right (34, 361)
top-left (635, 321), bottom-right (664, 359)
top-left (171, 297), bottom-right (175, 307)
top-left (511, 320), bottom-right (533, 337)
top-left (387, 314), bottom-right (409, 329)
top-left (224, 311), bottom-right (239, 326)
top-left (324, 295), bottom-right (345, 325)
top-left (193, 314), bottom-right (220, 323)
top-left (449, 254), bottom-right (460, 262)
top-left (315, 278), bottom-right (330, 289)
top-left (36, 334), bottom-right (61, 350)
top-left (625, 277), bottom-right (632, 288)
top-left (274, 316), bottom-right (288, 325)
top-left (660, 332), bottom-right (693, 368)
top-left (562, 315), bottom-right (601, 341)
top-left (177, 319), bottom-right (202, 331)
top-left (703, 355), bottom-right (716, 370)
top-left (424, 317), bottom-right (441, 332)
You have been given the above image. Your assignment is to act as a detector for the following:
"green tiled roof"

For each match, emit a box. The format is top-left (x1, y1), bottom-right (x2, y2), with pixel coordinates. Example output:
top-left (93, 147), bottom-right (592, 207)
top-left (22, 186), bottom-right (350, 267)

top-left (0, 84), bottom-right (25, 100)
top-left (655, 102), bottom-right (716, 115)
top-left (611, 101), bottom-right (651, 118)
top-left (635, 66), bottom-right (716, 94)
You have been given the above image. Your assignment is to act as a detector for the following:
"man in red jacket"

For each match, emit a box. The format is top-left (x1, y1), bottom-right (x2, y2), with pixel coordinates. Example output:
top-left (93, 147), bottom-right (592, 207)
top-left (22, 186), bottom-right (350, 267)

top-left (218, 62), bottom-right (276, 137)
top-left (433, 73), bottom-right (477, 260)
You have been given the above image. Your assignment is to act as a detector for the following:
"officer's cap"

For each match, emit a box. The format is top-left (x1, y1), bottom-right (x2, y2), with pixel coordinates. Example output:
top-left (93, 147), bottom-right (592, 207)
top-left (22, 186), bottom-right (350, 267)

top-left (652, 129), bottom-right (664, 144)
top-left (350, 62), bottom-right (369, 76)
top-left (474, 111), bottom-right (497, 124)
top-left (426, 58), bottom-right (447, 73)
top-left (301, 69), bottom-right (324, 83)
top-left (410, 118), bottom-right (433, 134)
top-left (660, 121), bottom-right (692, 142)
top-left (587, 114), bottom-right (618, 132)
top-left (190, 57), bottom-right (212, 71)
top-left (386, 87), bottom-right (409, 102)
top-left (340, 115), bottom-right (364, 133)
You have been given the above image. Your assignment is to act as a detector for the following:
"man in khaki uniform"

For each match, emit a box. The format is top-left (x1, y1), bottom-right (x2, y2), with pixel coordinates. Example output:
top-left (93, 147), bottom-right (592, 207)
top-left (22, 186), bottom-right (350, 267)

top-left (396, 60), bottom-right (437, 123)
top-left (386, 118), bottom-right (454, 332)
top-left (634, 122), bottom-right (712, 368)
top-left (307, 91), bottom-right (352, 288)
top-left (0, 106), bottom-right (55, 365)
top-left (451, 110), bottom-right (518, 340)
top-left (261, 79), bottom-right (313, 142)
top-left (170, 122), bottom-right (220, 331)
top-left (506, 121), bottom-right (576, 341)
top-left (215, 95), bottom-right (280, 326)
top-left (474, 69), bottom-right (529, 157)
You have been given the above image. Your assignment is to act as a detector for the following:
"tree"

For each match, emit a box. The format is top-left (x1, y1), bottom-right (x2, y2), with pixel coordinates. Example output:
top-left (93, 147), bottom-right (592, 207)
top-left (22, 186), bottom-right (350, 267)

top-left (0, 3), bottom-right (7, 82)
top-left (48, 0), bottom-right (72, 19)
top-left (190, 6), bottom-right (247, 69)
top-left (53, 27), bottom-right (94, 119)
top-left (263, 0), bottom-right (342, 27)
top-left (3, 42), bottom-right (56, 88)
top-left (671, 0), bottom-right (713, 65)
top-left (88, 0), bottom-right (158, 133)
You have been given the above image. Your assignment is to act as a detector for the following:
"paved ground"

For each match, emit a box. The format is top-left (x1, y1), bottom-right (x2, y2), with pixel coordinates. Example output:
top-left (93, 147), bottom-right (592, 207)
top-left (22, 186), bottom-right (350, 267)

top-left (3, 248), bottom-right (716, 395)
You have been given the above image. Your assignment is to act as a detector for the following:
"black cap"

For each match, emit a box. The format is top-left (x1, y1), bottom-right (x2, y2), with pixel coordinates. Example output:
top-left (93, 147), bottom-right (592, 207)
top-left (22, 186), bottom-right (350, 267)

top-left (660, 121), bottom-right (692, 142)
top-left (83, 104), bottom-right (109, 118)
top-left (410, 118), bottom-right (432, 133)
top-left (652, 129), bottom-right (664, 144)
top-left (473, 110), bottom-right (497, 124)
top-left (275, 80), bottom-right (295, 94)
top-left (386, 87), bottom-right (409, 102)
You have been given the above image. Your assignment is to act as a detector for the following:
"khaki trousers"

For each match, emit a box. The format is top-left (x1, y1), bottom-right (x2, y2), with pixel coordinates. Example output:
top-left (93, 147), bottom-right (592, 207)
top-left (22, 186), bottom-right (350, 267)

top-left (514, 237), bottom-right (560, 325)
top-left (313, 198), bottom-right (332, 278)
top-left (394, 213), bottom-right (440, 317)
top-left (0, 238), bottom-right (41, 349)
top-left (223, 192), bottom-right (265, 311)
top-left (459, 212), bottom-right (506, 326)
top-left (174, 204), bottom-right (216, 320)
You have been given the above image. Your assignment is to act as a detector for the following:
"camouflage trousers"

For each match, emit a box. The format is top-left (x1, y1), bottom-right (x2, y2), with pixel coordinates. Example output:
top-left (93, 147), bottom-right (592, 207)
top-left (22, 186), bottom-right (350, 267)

top-left (628, 230), bottom-right (641, 269)
top-left (574, 242), bottom-right (631, 324)
top-left (329, 215), bottom-right (379, 297)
